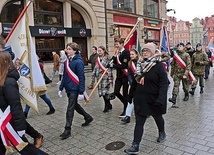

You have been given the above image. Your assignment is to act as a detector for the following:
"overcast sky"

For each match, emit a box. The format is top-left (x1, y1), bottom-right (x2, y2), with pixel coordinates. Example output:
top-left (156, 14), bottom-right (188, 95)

top-left (167, 0), bottom-right (214, 22)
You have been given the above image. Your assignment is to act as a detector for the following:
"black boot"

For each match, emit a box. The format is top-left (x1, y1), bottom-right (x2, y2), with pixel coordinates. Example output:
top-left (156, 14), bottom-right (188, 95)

top-left (82, 116), bottom-right (93, 126)
top-left (200, 87), bottom-right (204, 94)
top-left (60, 130), bottom-right (71, 140)
top-left (124, 142), bottom-right (139, 154)
top-left (183, 93), bottom-right (189, 101)
top-left (103, 96), bottom-right (109, 113)
top-left (46, 107), bottom-right (55, 115)
top-left (168, 94), bottom-right (177, 104)
top-left (121, 116), bottom-right (130, 123)
top-left (157, 132), bottom-right (166, 142)
top-left (189, 88), bottom-right (196, 96)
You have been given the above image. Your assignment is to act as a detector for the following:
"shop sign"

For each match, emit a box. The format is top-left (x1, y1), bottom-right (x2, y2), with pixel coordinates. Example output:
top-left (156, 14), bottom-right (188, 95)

top-left (1, 23), bottom-right (13, 36)
top-left (30, 26), bottom-right (67, 37)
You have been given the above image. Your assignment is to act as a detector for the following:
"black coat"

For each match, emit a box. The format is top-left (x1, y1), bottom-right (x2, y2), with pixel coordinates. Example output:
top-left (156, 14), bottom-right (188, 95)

top-left (0, 68), bottom-right (26, 131)
top-left (113, 49), bottom-right (130, 78)
top-left (133, 62), bottom-right (169, 116)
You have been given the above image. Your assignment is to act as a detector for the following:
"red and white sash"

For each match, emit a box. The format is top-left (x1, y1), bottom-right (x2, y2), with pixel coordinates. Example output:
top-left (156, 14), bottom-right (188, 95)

top-left (173, 54), bottom-right (196, 82)
top-left (65, 59), bottom-right (89, 101)
top-left (130, 61), bottom-right (136, 73)
top-left (0, 106), bottom-right (28, 152)
top-left (96, 57), bottom-right (109, 75)
top-left (116, 55), bottom-right (128, 76)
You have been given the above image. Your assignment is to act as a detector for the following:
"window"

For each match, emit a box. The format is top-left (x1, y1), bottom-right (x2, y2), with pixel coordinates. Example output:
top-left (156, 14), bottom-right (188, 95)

top-left (0, 0), bottom-right (24, 23)
top-left (36, 37), bottom-right (65, 61)
top-left (143, 0), bottom-right (158, 18)
top-left (34, 0), bottom-right (63, 26)
top-left (71, 7), bottom-right (86, 28)
top-left (113, 0), bottom-right (135, 13)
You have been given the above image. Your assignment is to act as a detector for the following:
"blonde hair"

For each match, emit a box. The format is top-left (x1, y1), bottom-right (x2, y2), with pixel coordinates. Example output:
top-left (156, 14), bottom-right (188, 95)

top-left (0, 52), bottom-right (11, 86)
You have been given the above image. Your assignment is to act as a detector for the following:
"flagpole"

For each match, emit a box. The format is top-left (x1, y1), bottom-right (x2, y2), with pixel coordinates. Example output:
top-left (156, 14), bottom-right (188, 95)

top-left (159, 18), bottom-right (165, 50)
top-left (5, 0), bottom-right (32, 42)
top-left (124, 17), bottom-right (143, 45)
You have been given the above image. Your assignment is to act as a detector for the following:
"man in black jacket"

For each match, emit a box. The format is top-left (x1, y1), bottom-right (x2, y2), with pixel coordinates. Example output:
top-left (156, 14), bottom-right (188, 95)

top-left (107, 38), bottom-right (130, 117)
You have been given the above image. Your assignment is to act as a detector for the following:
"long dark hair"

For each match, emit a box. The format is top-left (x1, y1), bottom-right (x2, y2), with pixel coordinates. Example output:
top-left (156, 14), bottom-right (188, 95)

top-left (128, 49), bottom-right (139, 67)
top-left (0, 52), bottom-right (11, 86)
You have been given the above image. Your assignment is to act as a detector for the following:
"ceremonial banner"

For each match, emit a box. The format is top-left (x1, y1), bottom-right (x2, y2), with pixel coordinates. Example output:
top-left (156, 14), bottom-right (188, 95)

top-left (6, 13), bottom-right (47, 112)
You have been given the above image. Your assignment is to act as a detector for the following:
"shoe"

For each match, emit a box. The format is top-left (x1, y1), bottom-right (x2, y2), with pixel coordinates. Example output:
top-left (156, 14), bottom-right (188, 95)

top-left (157, 132), bottom-right (166, 142)
top-left (200, 87), bottom-right (204, 94)
top-left (171, 105), bottom-right (179, 108)
top-left (168, 94), bottom-right (177, 104)
top-left (34, 134), bottom-right (44, 148)
top-left (103, 108), bottom-right (109, 113)
top-left (46, 108), bottom-right (55, 115)
top-left (119, 111), bottom-right (126, 118)
top-left (124, 143), bottom-right (139, 154)
top-left (23, 112), bottom-right (28, 119)
top-left (56, 81), bottom-right (61, 85)
top-left (87, 85), bottom-right (93, 89)
top-left (204, 77), bottom-right (208, 79)
top-left (121, 116), bottom-right (130, 123)
top-left (183, 93), bottom-right (189, 101)
top-left (60, 130), bottom-right (71, 140)
top-left (82, 116), bottom-right (93, 126)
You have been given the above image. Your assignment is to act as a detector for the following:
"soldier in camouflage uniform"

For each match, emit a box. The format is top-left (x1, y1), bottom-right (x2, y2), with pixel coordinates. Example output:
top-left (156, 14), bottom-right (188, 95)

top-left (189, 43), bottom-right (209, 95)
top-left (169, 43), bottom-right (191, 107)
top-left (186, 42), bottom-right (195, 58)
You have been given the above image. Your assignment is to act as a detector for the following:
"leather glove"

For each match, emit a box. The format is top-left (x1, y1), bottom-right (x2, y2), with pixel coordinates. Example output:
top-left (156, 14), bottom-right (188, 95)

top-left (111, 56), bottom-right (116, 60)
top-left (195, 62), bottom-right (200, 65)
top-left (78, 94), bottom-right (84, 101)
top-left (58, 91), bottom-right (62, 98)
top-left (17, 130), bottom-right (25, 137)
top-left (106, 63), bottom-right (114, 68)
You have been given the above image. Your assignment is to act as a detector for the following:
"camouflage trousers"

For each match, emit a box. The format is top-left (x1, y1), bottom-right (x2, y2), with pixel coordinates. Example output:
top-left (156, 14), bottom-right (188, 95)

top-left (191, 75), bottom-right (204, 88)
top-left (172, 75), bottom-right (189, 95)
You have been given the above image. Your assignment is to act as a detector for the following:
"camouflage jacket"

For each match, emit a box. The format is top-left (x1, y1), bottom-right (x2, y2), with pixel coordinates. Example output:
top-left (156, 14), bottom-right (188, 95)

top-left (170, 50), bottom-right (191, 77)
top-left (191, 50), bottom-right (209, 75)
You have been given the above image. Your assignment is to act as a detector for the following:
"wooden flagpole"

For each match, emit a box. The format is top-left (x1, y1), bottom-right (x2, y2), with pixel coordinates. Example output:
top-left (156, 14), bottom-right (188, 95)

top-left (85, 17), bottom-right (143, 104)
top-left (5, 0), bottom-right (32, 42)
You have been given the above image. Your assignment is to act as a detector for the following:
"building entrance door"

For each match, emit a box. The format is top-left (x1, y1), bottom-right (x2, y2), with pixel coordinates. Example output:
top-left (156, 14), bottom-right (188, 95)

top-left (73, 37), bottom-right (88, 65)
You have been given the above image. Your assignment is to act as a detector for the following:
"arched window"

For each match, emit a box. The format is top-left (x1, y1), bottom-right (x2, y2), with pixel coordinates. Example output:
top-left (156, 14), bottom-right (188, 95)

top-left (71, 7), bottom-right (86, 28)
top-left (0, 0), bottom-right (24, 23)
top-left (34, 0), bottom-right (63, 26)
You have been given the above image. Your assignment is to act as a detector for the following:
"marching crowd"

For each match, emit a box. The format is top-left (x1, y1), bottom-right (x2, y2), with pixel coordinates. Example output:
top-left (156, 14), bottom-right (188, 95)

top-left (0, 33), bottom-right (214, 154)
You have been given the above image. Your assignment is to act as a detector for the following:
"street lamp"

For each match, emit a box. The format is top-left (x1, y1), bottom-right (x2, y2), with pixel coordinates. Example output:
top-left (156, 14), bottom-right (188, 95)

top-left (166, 9), bottom-right (176, 14)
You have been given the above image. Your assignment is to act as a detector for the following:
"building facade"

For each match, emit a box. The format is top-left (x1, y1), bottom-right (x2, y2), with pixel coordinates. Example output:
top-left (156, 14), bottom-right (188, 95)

top-left (189, 17), bottom-right (203, 48)
top-left (0, 0), bottom-right (168, 62)
top-left (202, 15), bottom-right (214, 46)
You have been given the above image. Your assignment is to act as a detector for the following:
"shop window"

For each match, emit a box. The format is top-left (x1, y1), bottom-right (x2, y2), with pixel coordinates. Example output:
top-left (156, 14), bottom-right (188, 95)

top-left (0, 0), bottom-right (24, 23)
top-left (143, 0), bottom-right (158, 18)
top-left (71, 7), bottom-right (86, 28)
top-left (36, 37), bottom-right (64, 61)
top-left (34, 0), bottom-right (63, 26)
top-left (113, 0), bottom-right (135, 13)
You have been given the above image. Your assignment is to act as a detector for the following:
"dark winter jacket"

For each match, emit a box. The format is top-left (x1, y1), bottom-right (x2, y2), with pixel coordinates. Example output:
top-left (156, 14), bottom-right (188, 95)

top-left (132, 62), bottom-right (169, 116)
top-left (59, 53), bottom-right (85, 94)
top-left (0, 67), bottom-right (26, 131)
top-left (113, 49), bottom-right (130, 78)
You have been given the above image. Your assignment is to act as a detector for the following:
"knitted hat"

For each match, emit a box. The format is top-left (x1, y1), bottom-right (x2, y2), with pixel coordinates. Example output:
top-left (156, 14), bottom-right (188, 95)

top-left (142, 43), bottom-right (156, 54)
top-left (186, 42), bottom-right (191, 45)
top-left (177, 42), bottom-right (185, 47)
top-left (196, 43), bottom-right (202, 48)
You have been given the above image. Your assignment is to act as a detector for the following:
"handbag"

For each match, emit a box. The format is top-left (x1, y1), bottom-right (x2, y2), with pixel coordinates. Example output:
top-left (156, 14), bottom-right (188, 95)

top-left (105, 92), bottom-right (115, 100)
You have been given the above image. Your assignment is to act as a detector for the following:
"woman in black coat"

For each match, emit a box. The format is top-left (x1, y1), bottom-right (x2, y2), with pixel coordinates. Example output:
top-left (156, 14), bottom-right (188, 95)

top-left (125, 43), bottom-right (169, 155)
top-left (0, 52), bottom-right (48, 155)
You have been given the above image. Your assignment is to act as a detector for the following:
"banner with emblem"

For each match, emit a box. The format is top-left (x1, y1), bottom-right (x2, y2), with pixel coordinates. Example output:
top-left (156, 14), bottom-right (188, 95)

top-left (6, 13), bottom-right (47, 112)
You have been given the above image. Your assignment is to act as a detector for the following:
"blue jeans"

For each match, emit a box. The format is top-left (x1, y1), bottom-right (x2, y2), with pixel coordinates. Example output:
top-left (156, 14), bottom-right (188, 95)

top-left (24, 94), bottom-right (54, 113)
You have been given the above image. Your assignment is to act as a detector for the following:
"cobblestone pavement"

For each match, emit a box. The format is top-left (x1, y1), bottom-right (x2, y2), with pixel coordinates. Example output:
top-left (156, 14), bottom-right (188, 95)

top-left (7, 64), bottom-right (214, 155)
